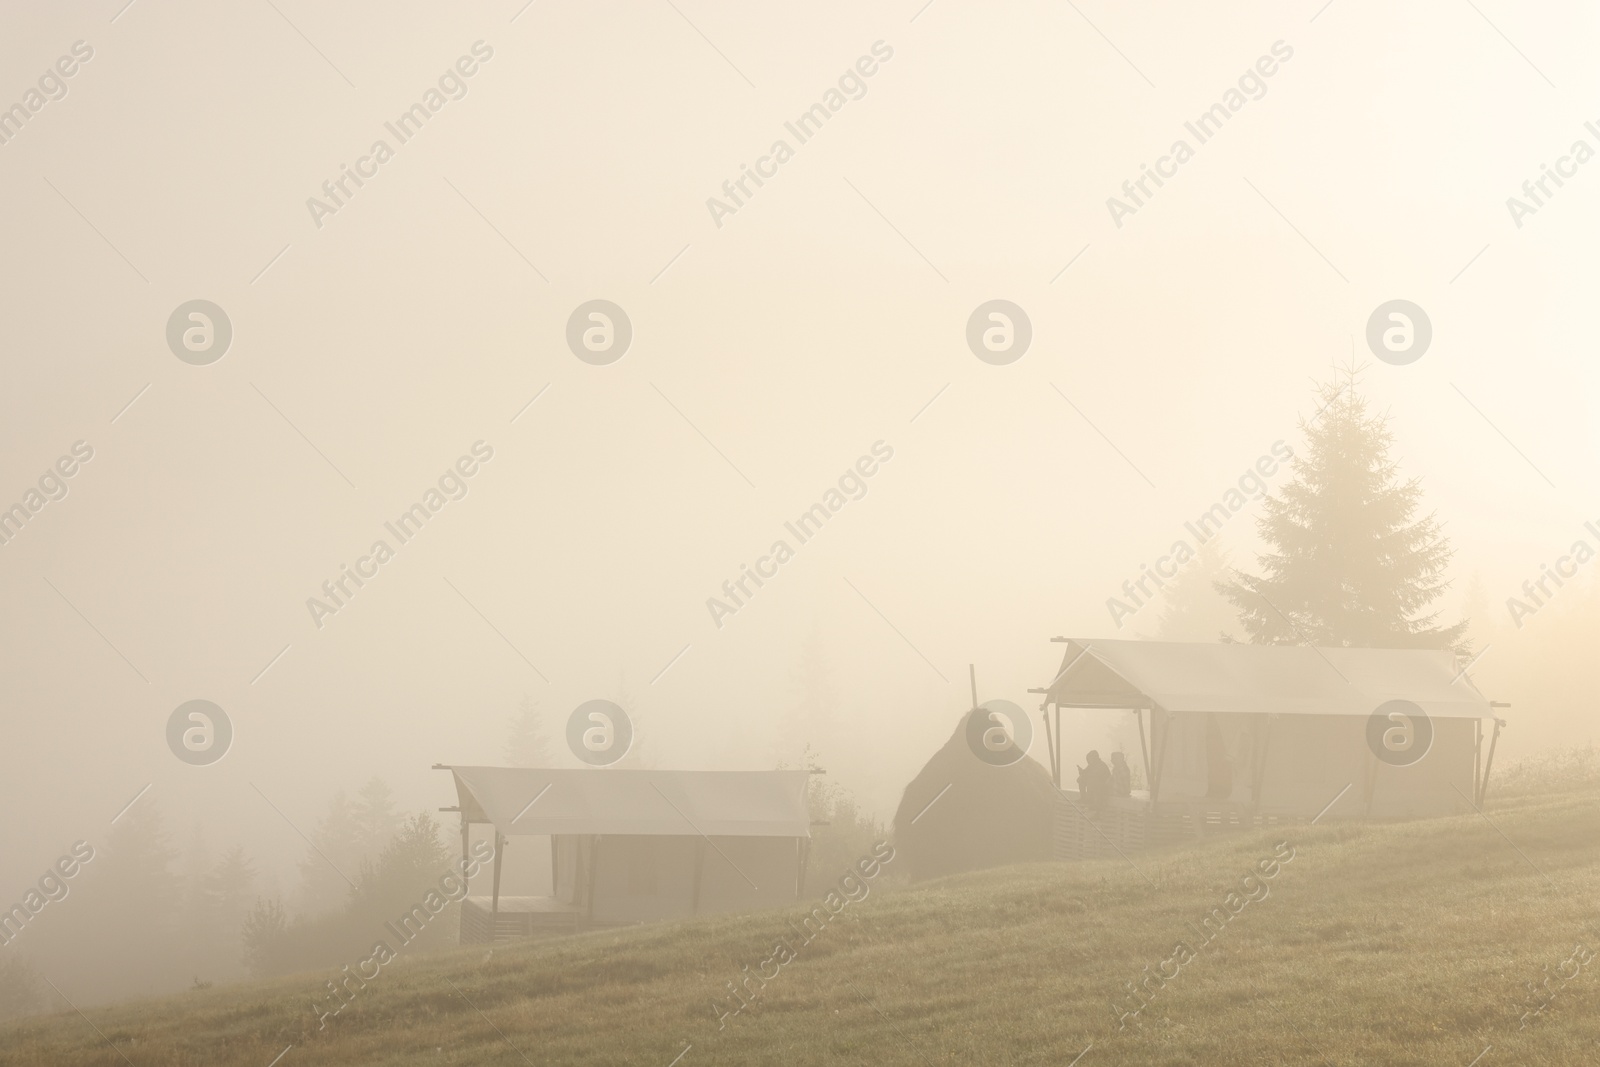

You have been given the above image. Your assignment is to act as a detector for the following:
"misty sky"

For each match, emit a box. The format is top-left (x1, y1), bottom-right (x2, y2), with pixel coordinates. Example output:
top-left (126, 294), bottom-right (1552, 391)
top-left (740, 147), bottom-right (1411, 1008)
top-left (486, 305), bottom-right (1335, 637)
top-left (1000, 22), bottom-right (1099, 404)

top-left (2, 0), bottom-right (1597, 893)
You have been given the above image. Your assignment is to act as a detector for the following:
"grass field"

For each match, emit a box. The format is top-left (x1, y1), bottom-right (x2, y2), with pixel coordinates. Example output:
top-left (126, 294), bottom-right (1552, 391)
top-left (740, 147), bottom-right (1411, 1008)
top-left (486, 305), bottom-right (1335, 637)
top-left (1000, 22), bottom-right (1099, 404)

top-left (4, 785), bottom-right (1598, 1066)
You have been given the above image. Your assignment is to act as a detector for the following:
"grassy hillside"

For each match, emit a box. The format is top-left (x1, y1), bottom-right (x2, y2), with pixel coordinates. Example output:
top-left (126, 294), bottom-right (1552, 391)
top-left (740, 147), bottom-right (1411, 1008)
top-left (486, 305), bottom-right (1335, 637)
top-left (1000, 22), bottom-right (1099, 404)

top-left (4, 786), bottom-right (1598, 1066)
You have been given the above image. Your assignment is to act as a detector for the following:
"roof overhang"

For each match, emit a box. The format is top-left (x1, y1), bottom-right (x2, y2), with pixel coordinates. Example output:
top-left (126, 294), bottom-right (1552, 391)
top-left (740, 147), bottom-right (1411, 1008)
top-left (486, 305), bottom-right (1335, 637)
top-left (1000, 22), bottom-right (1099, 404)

top-left (1041, 639), bottom-right (1498, 720)
top-left (438, 766), bottom-right (813, 838)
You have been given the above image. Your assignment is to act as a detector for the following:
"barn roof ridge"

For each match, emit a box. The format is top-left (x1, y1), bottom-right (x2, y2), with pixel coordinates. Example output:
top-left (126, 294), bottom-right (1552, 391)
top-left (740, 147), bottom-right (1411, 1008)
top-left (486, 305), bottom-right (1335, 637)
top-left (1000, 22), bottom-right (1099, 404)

top-left (1042, 638), bottom-right (1497, 720)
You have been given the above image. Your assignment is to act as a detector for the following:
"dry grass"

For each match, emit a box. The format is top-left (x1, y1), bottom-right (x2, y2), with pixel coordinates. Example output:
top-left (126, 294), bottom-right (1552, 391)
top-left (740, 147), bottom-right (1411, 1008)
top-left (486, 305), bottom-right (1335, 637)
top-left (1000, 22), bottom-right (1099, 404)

top-left (4, 787), bottom-right (1598, 1066)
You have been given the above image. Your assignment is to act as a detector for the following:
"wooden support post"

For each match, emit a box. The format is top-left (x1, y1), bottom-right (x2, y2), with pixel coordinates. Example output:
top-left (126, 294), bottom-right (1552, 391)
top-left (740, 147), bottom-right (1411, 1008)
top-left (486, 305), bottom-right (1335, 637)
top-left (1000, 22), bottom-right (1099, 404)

top-left (1150, 711), bottom-right (1171, 803)
top-left (691, 838), bottom-right (705, 915)
top-left (490, 831), bottom-right (504, 929)
top-left (1251, 715), bottom-right (1274, 807)
top-left (1136, 709), bottom-right (1151, 794)
top-left (458, 817), bottom-right (473, 945)
top-left (1479, 718), bottom-right (1505, 806)
top-left (1041, 701), bottom-right (1059, 789)
top-left (1473, 718), bottom-right (1483, 803)
top-left (1362, 745), bottom-right (1381, 816)
top-left (1054, 704), bottom-right (1062, 789)
top-left (795, 838), bottom-right (808, 901)
top-left (585, 835), bottom-right (601, 929)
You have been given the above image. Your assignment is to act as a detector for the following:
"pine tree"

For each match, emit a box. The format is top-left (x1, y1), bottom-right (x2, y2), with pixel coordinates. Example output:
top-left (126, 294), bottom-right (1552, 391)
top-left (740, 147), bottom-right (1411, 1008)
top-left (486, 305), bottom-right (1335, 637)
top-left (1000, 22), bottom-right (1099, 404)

top-left (240, 897), bottom-right (289, 978)
top-left (298, 790), bottom-right (359, 916)
top-left (1217, 366), bottom-right (1468, 651)
top-left (778, 627), bottom-right (838, 767)
top-left (203, 847), bottom-right (257, 936)
top-left (188, 845), bottom-right (257, 982)
top-left (181, 822), bottom-right (213, 918)
top-left (612, 668), bottom-right (656, 769)
top-left (504, 694), bottom-right (553, 766)
top-left (1154, 538), bottom-right (1240, 642)
top-left (353, 778), bottom-right (402, 859)
top-left (62, 799), bottom-right (185, 1000)
top-left (352, 812), bottom-right (456, 949)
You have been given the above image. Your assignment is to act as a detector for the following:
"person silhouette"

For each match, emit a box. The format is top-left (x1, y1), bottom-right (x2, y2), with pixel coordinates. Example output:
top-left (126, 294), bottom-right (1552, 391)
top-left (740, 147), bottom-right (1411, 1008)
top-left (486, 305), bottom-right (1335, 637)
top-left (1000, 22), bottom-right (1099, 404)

top-left (1080, 750), bottom-right (1111, 810)
top-left (1110, 751), bottom-right (1132, 797)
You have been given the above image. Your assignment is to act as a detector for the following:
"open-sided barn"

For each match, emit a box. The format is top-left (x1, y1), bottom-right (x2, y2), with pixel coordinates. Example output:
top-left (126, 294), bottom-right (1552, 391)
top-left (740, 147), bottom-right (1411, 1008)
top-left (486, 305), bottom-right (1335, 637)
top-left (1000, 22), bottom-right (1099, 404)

top-left (438, 766), bottom-right (811, 942)
top-left (1034, 639), bottom-right (1507, 859)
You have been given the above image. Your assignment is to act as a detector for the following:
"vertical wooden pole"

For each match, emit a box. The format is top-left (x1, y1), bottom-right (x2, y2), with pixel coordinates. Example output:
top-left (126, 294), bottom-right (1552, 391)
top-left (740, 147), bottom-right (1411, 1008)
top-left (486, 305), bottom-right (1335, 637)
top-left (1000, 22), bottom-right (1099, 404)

top-left (458, 817), bottom-right (472, 945)
top-left (585, 835), bottom-right (601, 929)
top-left (1150, 712), bottom-right (1171, 804)
top-left (1252, 715), bottom-right (1274, 807)
top-left (1049, 703), bottom-right (1062, 790)
top-left (1473, 718), bottom-right (1483, 803)
top-left (1137, 709), bottom-right (1151, 794)
top-left (1041, 702), bottom-right (1058, 788)
top-left (490, 831), bottom-right (504, 932)
top-left (1479, 719), bottom-right (1504, 806)
top-left (691, 838), bottom-right (705, 915)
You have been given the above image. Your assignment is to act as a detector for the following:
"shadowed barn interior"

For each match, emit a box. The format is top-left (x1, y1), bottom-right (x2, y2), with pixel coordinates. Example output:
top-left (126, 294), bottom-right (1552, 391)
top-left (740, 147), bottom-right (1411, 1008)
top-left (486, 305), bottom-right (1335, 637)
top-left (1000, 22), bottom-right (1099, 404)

top-left (440, 767), bottom-right (811, 941)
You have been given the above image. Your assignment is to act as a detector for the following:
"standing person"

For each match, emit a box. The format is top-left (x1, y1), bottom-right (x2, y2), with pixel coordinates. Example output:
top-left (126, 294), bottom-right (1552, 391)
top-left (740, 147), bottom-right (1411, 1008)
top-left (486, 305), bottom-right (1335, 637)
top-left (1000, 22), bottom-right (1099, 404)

top-left (1081, 750), bottom-right (1111, 810)
top-left (1109, 752), bottom-right (1132, 797)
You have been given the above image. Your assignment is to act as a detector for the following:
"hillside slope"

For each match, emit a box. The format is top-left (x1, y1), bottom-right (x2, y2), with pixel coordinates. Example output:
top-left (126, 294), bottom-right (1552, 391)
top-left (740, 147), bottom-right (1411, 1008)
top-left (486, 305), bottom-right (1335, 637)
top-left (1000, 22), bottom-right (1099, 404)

top-left (4, 789), bottom-right (1598, 1066)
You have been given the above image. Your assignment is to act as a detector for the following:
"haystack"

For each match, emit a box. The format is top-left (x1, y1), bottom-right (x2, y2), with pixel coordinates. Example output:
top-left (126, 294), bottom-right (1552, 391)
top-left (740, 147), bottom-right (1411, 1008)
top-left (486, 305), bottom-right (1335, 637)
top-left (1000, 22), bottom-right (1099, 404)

top-left (891, 708), bottom-right (1057, 881)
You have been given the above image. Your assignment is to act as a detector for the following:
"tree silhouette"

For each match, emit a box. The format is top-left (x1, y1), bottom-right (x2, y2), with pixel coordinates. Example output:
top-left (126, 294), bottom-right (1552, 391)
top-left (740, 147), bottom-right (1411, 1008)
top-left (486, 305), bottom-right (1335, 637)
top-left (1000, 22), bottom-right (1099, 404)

top-left (1218, 366), bottom-right (1468, 651)
top-left (297, 790), bottom-right (359, 916)
top-left (503, 694), bottom-right (554, 766)
top-left (297, 778), bottom-right (398, 916)
top-left (1154, 538), bottom-right (1240, 642)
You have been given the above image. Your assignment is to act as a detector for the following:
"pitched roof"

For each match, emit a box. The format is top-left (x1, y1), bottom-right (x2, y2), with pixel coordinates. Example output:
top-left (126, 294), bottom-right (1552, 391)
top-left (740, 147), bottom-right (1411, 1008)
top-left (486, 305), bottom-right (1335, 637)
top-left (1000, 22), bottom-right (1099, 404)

top-left (1042, 639), bottom-right (1496, 720)
top-left (442, 766), bottom-right (812, 838)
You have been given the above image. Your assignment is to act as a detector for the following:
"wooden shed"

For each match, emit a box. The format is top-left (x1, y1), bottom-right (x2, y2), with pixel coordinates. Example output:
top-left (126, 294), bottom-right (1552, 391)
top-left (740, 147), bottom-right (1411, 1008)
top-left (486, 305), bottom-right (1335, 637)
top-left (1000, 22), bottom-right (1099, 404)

top-left (437, 766), bottom-right (811, 942)
top-left (1033, 639), bottom-right (1507, 858)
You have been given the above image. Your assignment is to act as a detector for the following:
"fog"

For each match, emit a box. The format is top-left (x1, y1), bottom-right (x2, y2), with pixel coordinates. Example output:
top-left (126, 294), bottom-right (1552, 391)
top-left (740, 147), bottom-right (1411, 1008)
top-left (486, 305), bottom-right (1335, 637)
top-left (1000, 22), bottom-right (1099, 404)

top-left (2, 0), bottom-right (1598, 1024)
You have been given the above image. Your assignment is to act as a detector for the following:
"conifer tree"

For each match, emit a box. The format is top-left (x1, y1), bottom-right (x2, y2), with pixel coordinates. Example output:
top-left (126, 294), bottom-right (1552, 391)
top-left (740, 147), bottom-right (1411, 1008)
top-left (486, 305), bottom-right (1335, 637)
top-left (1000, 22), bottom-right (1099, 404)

top-left (1154, 539), bottom-right (1240, 642)
top-left (503, 694), bottom-right (554, 767)
top-left (298, 790), bottom-right (359, 916)
top-left (1217, 366), bottom-right (1468, 651)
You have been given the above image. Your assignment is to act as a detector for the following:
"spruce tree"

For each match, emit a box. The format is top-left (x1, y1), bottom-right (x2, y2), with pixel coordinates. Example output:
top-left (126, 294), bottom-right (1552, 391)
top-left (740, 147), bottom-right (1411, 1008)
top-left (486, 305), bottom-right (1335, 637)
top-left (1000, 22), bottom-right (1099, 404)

top-left (297, 790), bottom-right (358, 916)
top-left (1217, 366), bottom-right (1468, 651)
top-left (1155, 538), bottom-right (1240, 642)
top-left (504, 694), bottom-right (554, 766)
top-left (352, 778), bottom-right (401, 858)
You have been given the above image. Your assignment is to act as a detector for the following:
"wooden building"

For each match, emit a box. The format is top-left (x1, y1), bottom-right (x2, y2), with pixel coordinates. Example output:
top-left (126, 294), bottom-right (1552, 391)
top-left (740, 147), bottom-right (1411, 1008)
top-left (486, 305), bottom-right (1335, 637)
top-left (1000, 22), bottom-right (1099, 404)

top-left (1033, 639), bottom-right (1507, 859)
top-left (436, 766), bottom-right (811, 943)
